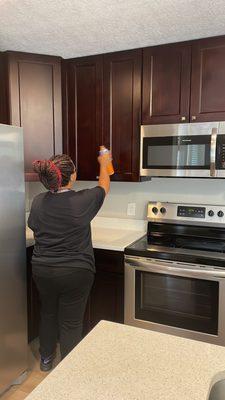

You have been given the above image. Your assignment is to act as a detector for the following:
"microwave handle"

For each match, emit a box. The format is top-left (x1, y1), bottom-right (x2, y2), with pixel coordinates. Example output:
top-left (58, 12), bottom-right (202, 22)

top-left (210, 128), bottom-right (218, 177)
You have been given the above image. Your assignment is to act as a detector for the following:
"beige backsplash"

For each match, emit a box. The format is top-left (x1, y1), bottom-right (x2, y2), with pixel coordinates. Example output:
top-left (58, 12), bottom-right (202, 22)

top-left (26, 179), bottom-right (225, 220)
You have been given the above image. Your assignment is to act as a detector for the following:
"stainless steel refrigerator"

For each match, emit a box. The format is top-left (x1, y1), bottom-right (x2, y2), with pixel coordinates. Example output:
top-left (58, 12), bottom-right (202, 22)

top-left (0, 124), bottom-right (28, 394)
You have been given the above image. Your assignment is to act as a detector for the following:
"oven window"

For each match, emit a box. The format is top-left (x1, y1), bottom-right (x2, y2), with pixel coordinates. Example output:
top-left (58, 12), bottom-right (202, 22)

top-left (135, 271), bottom-right (219, 334)
top-left (143, 136), bottom-right (211, 169)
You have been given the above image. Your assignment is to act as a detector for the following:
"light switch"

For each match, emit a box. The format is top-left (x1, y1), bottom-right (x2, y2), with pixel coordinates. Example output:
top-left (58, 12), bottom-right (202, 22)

top-left (127, 203), bottom-right (136, 216)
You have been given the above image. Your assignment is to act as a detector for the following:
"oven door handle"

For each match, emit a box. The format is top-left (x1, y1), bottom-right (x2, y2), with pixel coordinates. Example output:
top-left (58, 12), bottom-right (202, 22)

top-left (210, 127), bottom-right (218, 177)
top-left (125, 257), bottom-right (225, 279)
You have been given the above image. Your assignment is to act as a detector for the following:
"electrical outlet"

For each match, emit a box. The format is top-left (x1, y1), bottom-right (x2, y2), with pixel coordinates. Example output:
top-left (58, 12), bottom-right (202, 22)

top-left (127, 203), bottom-right (136, 216)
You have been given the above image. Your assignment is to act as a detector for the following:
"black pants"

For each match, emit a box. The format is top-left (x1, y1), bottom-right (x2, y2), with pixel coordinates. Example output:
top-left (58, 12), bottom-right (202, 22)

top-left (33, 268), bottom-right (94, 359)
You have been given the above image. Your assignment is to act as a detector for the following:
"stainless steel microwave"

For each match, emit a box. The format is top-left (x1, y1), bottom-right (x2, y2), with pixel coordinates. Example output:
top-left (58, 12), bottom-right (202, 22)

top-left (140, 122), bottom-right (225, 178)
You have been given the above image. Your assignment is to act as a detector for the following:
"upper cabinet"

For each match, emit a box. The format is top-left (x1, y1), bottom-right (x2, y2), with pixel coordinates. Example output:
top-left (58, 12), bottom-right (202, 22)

top-left (103, 50), bottom-right (142, 181)
top-left (63, 56), bottom-right (103, 180)
top-left (190, 36), bottom-right (225, 122)
top-left (64, 49), bottom-right (142, 182)
top-left (142, 43), bottom-right (191, 124)
top-left (142, 36), bottom-right (225, 125)
top-left (0, 52), bottom-right (62, 180)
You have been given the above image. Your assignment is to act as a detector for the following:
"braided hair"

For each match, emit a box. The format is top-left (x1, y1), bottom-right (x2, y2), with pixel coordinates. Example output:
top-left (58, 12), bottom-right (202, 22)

top-left (33, 154), bottom-right (75, 192)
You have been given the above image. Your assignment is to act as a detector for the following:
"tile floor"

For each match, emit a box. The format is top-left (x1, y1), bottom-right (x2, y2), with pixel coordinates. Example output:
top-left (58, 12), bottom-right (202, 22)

top-left (0, 341), bottom-right (60, 400)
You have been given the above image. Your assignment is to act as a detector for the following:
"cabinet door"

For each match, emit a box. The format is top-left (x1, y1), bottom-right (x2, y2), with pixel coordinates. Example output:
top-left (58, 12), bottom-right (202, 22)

top-left (7, 52), bottom-right (62, 180)
top-left (90, 250), bottom-right (124, 330)
top-left (83, 250), bottom-right (124, 335)
top-left (142, 44), bottom-right (191, 124)
top-left (103, 50), bottom-right (142, 182)
top-left (64, 56), bottom-right (103, 180)
top-left (191, 37), bottom-right (225, 122)
top-left (89, 271), bottom-right (124, 330)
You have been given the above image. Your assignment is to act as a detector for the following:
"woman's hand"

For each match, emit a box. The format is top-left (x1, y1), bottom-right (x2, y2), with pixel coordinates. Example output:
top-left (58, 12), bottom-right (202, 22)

top-left (98, 152), bottom-right (111, 195)
top-left (98, 152), bottom-right (112, 168)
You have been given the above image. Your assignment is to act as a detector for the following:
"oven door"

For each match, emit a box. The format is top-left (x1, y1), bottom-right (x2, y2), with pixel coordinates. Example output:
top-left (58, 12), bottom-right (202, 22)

top-left (140, 123), bottom-right (219, 178)
top-left (125, 256), bottom-right (225, 346)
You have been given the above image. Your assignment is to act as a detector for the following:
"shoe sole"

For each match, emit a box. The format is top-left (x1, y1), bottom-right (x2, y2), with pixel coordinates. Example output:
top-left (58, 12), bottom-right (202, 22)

top-left (40, 362), bottom-right (53, 372)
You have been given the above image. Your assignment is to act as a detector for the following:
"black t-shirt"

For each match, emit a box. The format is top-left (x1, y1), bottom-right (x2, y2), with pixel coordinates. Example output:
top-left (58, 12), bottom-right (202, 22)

top-left (28, 187), bottom-right (105, 274)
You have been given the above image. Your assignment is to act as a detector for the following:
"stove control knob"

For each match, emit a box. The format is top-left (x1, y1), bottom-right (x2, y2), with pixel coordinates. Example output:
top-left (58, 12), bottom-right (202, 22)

top-left (160, 207), bottom-right (166, 214)
top-left (218, 210), bottom-right (224, 218)
top-left (152, 207), bottom-right (158, 215)
top-left (208, 210), bottom-right (214, 217)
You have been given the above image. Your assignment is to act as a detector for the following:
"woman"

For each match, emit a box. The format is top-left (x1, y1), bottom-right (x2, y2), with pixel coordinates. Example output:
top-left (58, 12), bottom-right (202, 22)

top-left (28, 152), bottom-right (111, 371)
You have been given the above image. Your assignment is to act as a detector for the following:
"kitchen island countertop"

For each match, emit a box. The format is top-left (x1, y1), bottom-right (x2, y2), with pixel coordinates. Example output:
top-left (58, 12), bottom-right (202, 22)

top-left (25, 320), bottom-right (225, 400)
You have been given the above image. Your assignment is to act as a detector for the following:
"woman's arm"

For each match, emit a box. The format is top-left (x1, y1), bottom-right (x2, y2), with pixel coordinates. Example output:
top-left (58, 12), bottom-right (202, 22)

top-left (98, 153), bottom-right (111, 195)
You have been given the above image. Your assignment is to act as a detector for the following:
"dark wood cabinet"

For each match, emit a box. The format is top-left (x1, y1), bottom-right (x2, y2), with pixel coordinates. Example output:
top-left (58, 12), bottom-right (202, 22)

top-left (87, 249), bottom-right (124, 332)
top-left (190, 36), bottom-right (225, 122)
top-left (0, 52), bottom-right (63, 180)
top-left (63, 56), bottom-right (103, 180)
top-left (64, 50), bottom-right (142, 182)
top-left (84, 249), bottom-right (124, 334)
top-left (103, 50), bottom-right (142, 181)
top-left (142, 36), bottom-right (225, 125)
top-left (89, 271), bottom-right (124, 329)
top-left (142, 43), bottom-right (191, 125)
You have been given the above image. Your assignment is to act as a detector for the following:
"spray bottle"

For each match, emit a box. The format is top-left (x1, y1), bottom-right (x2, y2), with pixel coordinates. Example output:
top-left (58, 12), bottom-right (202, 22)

top-left (99, 146), bottom-right (114, 176)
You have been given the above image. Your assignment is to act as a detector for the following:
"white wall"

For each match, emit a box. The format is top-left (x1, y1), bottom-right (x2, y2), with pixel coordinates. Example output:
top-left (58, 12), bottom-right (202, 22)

top-left (27, 178), bottom-right (225, 220)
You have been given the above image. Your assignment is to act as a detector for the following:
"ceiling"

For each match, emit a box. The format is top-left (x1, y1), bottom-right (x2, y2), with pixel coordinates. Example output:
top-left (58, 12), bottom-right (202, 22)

top-left (0, 0), bottom-right (225, 59)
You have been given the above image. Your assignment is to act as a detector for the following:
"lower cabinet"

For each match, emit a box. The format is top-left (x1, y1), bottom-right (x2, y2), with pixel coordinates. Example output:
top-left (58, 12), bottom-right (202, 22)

top-left (83, 249), bottom-right (124, 335)
top-left (26, 247), bottom-right (124, 342)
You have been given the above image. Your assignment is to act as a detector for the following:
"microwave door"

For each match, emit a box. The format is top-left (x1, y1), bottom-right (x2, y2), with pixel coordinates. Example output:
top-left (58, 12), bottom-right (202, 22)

top-left (141, 127), bottom-right (213, 178)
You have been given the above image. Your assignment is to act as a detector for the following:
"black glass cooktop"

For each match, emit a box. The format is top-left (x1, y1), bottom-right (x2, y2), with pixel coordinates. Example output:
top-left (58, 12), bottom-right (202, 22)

top-left (125, 221), bottom-right (225, 268)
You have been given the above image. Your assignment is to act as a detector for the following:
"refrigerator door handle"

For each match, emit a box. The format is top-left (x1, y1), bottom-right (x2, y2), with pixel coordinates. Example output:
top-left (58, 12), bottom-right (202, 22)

top-left (210, 128), bottom-right (217, 177)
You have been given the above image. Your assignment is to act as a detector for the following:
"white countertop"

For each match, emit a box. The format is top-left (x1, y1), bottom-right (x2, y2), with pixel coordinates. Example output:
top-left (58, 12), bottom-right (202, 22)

top-left (26, 226), bottom-right (35, 248)
top-left (25, 320), bottom-right (225, 400)
top-left (26, 216), bottom-right (146, 251)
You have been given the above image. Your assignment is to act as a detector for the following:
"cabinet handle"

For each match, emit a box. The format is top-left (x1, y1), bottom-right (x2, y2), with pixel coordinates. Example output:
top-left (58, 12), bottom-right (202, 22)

top-left (192, 116), bottom-right (197, 121)
top-left (181, 116), bottom-right (186, 121)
